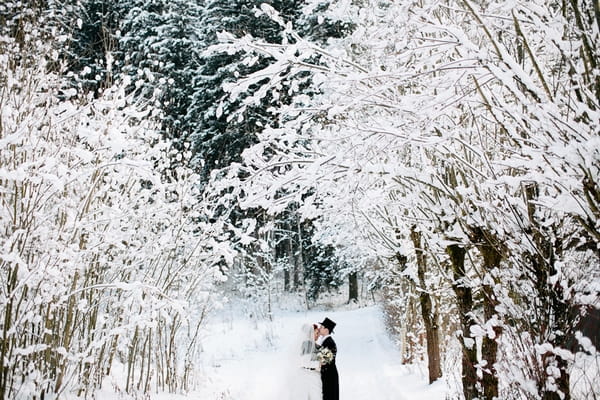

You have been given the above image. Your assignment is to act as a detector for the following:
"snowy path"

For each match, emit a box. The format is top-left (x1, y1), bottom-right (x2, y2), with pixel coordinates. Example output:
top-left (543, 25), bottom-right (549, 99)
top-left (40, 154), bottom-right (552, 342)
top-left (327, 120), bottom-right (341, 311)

top-left (335, 307), bottom-right (438, 400)
top-left (196, 305), bottom-right (448, 400)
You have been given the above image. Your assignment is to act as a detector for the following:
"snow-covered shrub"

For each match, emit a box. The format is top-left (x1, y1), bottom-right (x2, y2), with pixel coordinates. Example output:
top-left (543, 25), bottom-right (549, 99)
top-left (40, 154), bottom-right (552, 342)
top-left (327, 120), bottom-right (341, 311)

top-left (0, 34), bottom-right (229, 399)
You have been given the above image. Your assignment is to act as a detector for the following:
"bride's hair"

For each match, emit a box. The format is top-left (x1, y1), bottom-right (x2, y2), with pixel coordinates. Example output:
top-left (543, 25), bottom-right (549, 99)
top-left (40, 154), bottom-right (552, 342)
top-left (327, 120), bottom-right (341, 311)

top-left (300, 324), bottom-right (315, 354)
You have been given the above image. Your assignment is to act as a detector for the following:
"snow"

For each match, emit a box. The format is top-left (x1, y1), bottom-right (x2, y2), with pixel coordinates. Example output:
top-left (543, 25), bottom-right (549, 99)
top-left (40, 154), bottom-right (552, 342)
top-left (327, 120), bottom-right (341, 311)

top-left (85, 304), bottom-right (449, 400)
top-left (195, 304), bottom-right (449, 400)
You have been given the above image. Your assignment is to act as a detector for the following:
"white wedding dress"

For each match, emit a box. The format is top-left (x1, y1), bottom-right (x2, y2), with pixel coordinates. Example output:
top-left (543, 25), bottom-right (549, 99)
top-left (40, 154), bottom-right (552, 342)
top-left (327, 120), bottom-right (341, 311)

top-left (288, 324), bottom-right (322, 400)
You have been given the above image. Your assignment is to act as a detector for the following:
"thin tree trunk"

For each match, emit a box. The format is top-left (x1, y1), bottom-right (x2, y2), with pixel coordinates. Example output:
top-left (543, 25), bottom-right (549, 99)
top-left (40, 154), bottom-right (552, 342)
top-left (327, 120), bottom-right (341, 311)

top-left (0, 277), bottom-right (14, 398)
top-left (410, 227), bottom-right (442, 383)
top-left (54, 270), bottom-right (79, 394)
top-left (284, 229), bottom-right (291, 291)
top-left (126, 327), bottom-right (139, 393)
top-left (447, 244), bottom-right (479, 400)
top-left (295, 218), bottom-right (303, 290)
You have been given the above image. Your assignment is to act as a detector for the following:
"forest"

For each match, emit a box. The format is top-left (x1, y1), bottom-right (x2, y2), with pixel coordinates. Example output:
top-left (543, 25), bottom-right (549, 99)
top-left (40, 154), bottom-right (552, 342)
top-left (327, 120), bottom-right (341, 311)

top-left (0, 0), bottom-right (598, 399)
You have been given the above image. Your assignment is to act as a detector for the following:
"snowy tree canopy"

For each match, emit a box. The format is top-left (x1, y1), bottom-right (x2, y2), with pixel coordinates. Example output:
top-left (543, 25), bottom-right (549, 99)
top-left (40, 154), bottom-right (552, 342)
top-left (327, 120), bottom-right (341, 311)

top-left (209, 0), bottom-right (599, 398)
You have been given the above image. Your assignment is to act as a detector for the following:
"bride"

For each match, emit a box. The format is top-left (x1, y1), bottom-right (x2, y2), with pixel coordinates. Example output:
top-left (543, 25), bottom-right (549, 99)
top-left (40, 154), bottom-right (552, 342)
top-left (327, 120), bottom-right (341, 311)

top-left (288, 323), bottom-right (322, 400)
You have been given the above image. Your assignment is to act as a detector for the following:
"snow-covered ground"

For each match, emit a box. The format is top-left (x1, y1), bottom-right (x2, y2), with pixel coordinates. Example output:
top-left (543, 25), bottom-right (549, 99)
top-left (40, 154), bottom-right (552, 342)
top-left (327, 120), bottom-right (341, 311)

top-left (88, 302), bottom-right (449, 399)
top-left (193, 303), bottom-right (449, 400)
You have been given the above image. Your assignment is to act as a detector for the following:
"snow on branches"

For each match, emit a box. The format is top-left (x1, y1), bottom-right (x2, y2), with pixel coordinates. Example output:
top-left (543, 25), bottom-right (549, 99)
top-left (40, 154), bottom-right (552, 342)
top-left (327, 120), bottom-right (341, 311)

top-left (0, 37), bottom-right (228, 398)
top-left (209, 0), bottom-right (599, 398)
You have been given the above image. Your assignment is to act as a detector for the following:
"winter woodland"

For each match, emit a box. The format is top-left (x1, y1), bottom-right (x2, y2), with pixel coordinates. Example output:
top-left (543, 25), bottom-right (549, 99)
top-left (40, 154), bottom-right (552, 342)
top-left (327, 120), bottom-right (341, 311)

top-left (0, 0), bottom-right (598, 399)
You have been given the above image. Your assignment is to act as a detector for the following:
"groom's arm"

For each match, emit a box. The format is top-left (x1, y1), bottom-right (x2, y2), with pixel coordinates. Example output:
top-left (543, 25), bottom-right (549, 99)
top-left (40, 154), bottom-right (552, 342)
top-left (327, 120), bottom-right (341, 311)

top-left (323, 337), bottom-right (337, 356)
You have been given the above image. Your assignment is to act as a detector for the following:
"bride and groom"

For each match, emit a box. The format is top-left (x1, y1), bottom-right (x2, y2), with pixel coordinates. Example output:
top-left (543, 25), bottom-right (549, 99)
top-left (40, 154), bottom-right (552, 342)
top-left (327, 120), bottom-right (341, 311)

top-left (295, 317), bottom-right (339, 400)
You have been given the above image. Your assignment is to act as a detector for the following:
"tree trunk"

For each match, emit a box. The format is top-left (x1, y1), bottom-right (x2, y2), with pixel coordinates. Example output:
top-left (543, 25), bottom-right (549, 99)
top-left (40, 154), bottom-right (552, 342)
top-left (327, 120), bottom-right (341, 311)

top-left (481, 284), bottom-right (500, 400)
top-left (524, 183), bottom-right (571, 400)
top-left (283, 268), bottom-right (290, 292)
top-left (295, 218), bottom-right (303, 290)
top-left (283, 227), bottom-right (291, 291)
top-left (348, 271), bottom-right (358, 303)
top-left (410, 227), bottom-right (442, 383)
top-left (447, 244), bottom-right (479, 400)
top-left (470, 227), bottom-right (502, 400)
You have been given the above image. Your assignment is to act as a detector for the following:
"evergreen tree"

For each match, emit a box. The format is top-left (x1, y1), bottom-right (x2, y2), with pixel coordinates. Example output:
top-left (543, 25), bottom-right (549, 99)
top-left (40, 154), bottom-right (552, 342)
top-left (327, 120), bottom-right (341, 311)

top-left (60, 0), bottom-right (125, 92)
top-left (119, 0), bottom-right (204, 148)
top-left (302, 219), bottom-right (343, 302)
top-left (190, 0), bottom-right (350, 181)
top-left (193, 0), bottom-right (351, 304)
top-left (190, 0), bottom-right (291, 181)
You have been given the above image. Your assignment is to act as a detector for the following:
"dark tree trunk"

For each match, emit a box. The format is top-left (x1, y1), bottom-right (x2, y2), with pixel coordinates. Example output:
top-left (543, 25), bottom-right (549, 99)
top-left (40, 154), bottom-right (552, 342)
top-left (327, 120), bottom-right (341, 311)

top-left (447, 244), bottom-right (479, 400)
top-left (283, 268), bottom-right (290, 292)
top-left (480, 285), bottom-right (500, 400)
top-left (348, 271), bottom-right (358, 303)
top-left (294, 218), bottom-right (302, 289)
top-left (283, 225), bottom-right (292, 292)
top-left (410, 227), bottom-right (442, 384)
top-left (470, 227), bottom-right (502, 400)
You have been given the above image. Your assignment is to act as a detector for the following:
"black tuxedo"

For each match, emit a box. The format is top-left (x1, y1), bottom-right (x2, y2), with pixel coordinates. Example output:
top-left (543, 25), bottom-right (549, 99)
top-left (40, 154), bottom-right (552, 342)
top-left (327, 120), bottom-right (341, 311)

top-left (319, 336), bottom-right (339, 400)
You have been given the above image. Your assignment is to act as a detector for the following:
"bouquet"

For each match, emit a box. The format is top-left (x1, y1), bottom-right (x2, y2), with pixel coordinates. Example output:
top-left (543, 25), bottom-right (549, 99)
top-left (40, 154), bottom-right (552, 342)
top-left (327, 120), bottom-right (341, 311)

top-left (316, 347), bottom-right (334, 365)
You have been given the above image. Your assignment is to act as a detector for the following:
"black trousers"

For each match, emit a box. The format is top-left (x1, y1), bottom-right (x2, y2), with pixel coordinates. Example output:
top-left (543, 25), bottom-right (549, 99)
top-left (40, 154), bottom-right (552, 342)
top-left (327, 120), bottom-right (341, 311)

top-left (321, 365), bottom-right (339, 400)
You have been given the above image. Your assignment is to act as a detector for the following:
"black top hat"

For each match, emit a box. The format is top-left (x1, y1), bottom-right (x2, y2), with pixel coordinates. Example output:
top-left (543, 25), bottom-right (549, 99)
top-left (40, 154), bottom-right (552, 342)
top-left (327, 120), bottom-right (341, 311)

top-left (320, 317), bottom-right (336, 333)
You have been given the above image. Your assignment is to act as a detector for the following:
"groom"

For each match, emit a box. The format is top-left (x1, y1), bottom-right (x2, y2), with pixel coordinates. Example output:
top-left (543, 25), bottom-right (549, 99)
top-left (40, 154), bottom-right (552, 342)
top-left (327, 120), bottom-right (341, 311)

top-left (316, 317), bottom-right (339, 400)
